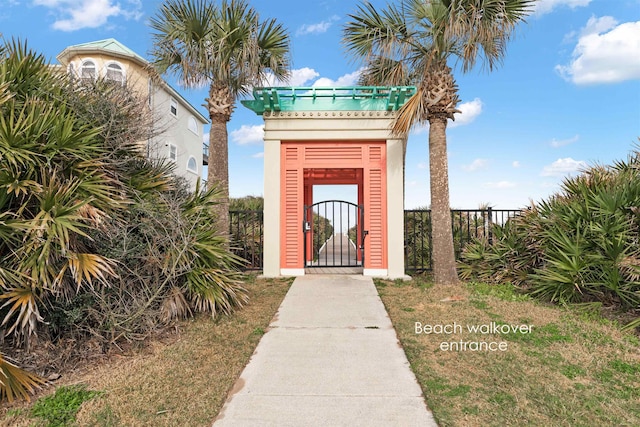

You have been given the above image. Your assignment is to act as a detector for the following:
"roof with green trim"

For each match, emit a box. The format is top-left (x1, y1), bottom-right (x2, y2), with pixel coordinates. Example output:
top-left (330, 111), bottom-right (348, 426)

top-left (241, 86), bottom-right (417, 115)
top-left (57, 38), bottom-right (147, 64)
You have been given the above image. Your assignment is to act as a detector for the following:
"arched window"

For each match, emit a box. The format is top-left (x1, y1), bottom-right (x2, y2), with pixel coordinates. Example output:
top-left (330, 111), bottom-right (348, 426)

top-left (188, 116), bottom-right (199, 135)
top-left (187, 156), bottom-right (198, 173)
top-left (81, 60), bottom-right (96, 81)
top-left (106, 62), bottom-right (125, 84)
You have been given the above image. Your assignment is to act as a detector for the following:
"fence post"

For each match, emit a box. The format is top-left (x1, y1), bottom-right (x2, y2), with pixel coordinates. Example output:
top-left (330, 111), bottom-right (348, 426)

top-left (487, 207), bottom-right (493, 245)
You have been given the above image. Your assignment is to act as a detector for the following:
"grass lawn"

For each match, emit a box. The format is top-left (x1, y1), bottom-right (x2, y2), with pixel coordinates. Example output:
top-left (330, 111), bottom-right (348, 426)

top-left (3, 274), bottom-right (638, 426)
top-left (1, 275), bottom-right (293, 427)
top-left (376, 276), bottom-right (640, 427)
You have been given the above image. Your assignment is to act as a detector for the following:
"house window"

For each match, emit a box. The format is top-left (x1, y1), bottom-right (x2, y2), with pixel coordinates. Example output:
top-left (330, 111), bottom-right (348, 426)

top-left (188, 116), bottom-right (199, 135)
top-left (106, 62), bottom-right (125, 84)
top-left (81, 60), bottom-right (96, 81)
top-left (170, 98), bottom-right (178, 117)
top-left (187, 156), bottom-right (198, 173)
top-left (168, 144), bottom-right (177, 162)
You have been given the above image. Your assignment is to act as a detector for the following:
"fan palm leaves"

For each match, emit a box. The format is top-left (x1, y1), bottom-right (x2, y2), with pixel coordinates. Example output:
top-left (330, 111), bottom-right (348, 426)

top-left (149, 0), bottom-right (291, 233)
top-left (0, 353), bottom-right (46, 403)
top-left (0, 39), bottom-right (122, 343)
top-left (459, 146), bottom-right (640, 317)
top-left (343, 0), bottom-right (533, 285)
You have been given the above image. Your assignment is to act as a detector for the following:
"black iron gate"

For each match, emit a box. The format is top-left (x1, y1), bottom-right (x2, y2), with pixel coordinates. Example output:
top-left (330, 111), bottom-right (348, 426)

top-left (303, 200), bottom-right (365, 268)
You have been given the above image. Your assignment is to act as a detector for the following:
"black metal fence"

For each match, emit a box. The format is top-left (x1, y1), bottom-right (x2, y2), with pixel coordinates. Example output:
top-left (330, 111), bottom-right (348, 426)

top-left (229, 210), bottom-right (263, 271)
top-left (229, 208), bottom-right (522, 272)
top-left (404, 208), bottom-right (522, 273)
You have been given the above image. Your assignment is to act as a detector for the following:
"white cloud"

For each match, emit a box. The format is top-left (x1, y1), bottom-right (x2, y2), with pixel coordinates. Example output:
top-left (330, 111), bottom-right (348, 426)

top-left (261, 67), bottom-right (363, 90)
top-left (312, 69), bottom-right (362, 87)
top-left (579, 15), bottom-right (618, 36)
top-left (549, 134), bottom-right (579, 148)
top-left (290, 68), bottom-right (321, 86)
top-left (462, 158), bottom-right (489, 172)
top-left (261, 67), bottom-right (320, 87)
top-left (541, 157), bottom-right (587, 176)
top-left (417, 162), bottom-right (428, 169)
top-left (231, 124), bottom-right (264, 145)
top-left (251, 152), bottom-right (264, 158)
top-left (296, 15), bottom-right (340, 36)
top-left (534, 0), bottom-right (591, 16)
top-left (483, 181), bottom-right (517, 189)
top-left (512, 161), bottom-right (521, 168)
top-left (449, 98), bottom-right (483, 128)
top-left (556, 18), bottom-right (640, 85)
top-left (33, 0), bottom-right (142, 31)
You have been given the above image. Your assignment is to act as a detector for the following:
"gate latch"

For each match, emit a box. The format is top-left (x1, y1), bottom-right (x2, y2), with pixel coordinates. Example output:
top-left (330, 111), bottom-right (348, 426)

top-left (304, 221), bottom-right (311, 232)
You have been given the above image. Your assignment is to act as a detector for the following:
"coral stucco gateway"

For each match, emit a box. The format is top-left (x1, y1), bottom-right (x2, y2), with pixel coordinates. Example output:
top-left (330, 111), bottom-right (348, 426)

top-left (242, 86), bottom-right (415, 279)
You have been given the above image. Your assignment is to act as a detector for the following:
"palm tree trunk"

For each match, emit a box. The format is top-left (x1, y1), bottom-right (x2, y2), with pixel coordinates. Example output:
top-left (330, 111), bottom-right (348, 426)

top-left (208, 115), bottom-right (230, 236)
top-left (429, 116), bottom-right (460, 285)
top-left (206, 84), bottom-right (234, 237)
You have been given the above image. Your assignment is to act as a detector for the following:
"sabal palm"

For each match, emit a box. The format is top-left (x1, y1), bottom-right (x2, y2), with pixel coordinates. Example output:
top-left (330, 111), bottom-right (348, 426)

top-left (149, 0), bottom-right (291, 232)
top-left (343, 0), bottom-right (532, 285)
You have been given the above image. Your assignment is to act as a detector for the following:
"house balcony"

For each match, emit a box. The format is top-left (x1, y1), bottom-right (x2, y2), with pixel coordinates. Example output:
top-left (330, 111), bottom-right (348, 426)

top-left (203, 143), bottom-right (209, 165)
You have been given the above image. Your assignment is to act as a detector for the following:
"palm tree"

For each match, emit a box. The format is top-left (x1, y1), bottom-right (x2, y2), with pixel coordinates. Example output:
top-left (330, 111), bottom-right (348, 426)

top-left (149, 0), bottom-right (291, 233)
top-left (343, 0), bottom-right (533, 285)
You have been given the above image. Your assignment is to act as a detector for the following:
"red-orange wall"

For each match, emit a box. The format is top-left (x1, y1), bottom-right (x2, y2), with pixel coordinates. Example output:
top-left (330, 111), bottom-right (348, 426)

top-left (280, 141), bottom-right (387, 270)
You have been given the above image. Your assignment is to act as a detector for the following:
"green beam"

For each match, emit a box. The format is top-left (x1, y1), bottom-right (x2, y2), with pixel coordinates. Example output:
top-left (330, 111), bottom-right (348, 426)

top-left (241, 86), bottom-right (417, 115)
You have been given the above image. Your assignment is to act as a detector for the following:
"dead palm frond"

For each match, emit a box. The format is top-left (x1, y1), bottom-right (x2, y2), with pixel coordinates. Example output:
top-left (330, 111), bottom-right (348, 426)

top-left (0, 353), bottom-right (46, 402)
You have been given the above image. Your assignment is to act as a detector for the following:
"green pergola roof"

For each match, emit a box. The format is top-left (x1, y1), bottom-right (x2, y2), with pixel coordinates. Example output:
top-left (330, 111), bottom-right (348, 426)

top-left (241, 86), bottom-right (416, 115)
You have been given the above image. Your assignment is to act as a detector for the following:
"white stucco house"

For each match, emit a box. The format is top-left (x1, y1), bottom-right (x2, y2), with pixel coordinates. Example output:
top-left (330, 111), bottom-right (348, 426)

top-left (55, 38), bottom-right (208, 190)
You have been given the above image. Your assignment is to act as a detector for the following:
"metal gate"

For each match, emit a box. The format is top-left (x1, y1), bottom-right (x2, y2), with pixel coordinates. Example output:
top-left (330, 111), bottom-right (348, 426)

top-left (303, 200), bottom-right (365, 268)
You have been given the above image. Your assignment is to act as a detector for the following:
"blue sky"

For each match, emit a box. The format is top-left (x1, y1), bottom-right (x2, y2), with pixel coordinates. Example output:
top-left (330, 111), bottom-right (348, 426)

top-left (1, 0), bottom-right (639, 209)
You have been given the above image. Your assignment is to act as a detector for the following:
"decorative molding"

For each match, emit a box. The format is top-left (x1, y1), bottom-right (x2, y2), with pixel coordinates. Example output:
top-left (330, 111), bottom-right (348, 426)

top-left (263, 111), bottom-right (396, 119)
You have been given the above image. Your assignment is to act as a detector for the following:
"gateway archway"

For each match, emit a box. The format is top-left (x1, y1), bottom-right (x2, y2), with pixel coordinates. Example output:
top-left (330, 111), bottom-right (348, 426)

top-left (242, 86), bottom-right (415, 279)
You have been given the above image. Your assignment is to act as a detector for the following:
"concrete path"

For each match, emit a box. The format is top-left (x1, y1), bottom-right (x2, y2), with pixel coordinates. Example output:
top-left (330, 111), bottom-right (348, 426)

top-left (213, 275), bottom-right (438, 427)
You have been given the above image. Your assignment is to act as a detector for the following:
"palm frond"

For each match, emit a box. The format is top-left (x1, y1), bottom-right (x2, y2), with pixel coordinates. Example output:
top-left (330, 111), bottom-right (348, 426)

top-left (392, 85), bottom-right (428, 135)
top-left (0, 284), bottom-right (43, 337)
top-left (0, 353), bottom-right (46, 403)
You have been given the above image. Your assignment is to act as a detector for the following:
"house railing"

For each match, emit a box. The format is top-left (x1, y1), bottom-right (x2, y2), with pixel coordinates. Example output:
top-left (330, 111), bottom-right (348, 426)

top-left (229, 208), bottom-right (523, 273)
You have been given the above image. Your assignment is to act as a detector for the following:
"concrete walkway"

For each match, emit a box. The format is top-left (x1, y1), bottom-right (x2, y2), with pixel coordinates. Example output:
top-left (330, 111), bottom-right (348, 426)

top-left (213, 275), bottom-right (438, 427)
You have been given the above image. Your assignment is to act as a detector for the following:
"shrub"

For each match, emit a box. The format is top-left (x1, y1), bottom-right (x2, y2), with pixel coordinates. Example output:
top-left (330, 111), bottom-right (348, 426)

top-left (459, 147), bottom-right (640, 314)
top-left (0, 39), bottom-right (247, 400)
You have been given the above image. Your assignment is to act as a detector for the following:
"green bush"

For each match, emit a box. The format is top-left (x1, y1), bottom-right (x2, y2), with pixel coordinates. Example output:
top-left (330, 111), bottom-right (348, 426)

top-left (459, 147), bottom-right (640, 314)
top-left (0, 39), bottom-right (247, 400)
